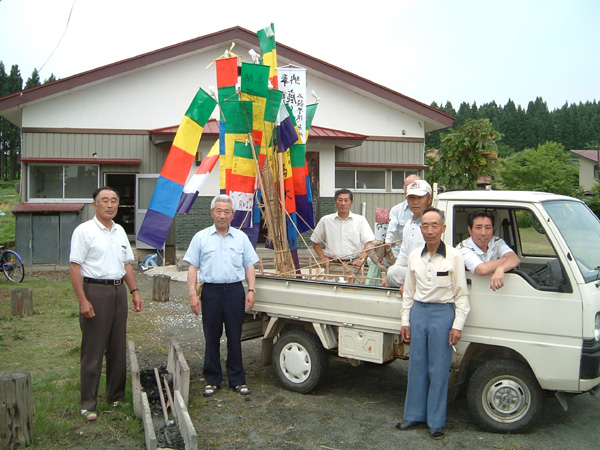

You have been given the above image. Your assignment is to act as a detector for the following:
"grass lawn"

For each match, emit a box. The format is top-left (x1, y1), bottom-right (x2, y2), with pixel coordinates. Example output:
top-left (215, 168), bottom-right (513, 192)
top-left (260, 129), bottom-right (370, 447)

top-left (0, 273), bottom-right (150, 449)
top-left (0, 181), bottom-right (19, 245)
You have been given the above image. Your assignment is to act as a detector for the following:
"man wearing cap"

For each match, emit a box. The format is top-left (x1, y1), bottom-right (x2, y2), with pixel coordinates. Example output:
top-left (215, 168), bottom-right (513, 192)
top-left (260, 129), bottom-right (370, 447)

top-left (385, 174), bottom-right (421, 258)
top-left (385, 179), bottom-right (433, 289)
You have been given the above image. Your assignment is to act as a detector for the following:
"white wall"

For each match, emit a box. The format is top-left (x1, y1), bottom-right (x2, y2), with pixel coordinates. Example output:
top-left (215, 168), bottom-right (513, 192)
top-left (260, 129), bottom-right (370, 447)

top-left (22, 43), bottom-right (428, 139)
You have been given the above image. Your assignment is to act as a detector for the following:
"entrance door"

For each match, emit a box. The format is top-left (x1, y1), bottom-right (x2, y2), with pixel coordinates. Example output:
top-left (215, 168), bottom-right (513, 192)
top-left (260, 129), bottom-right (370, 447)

top-left (135, 174), bottom-right (161, 250)
top-left (105, 173), bottom-right (136, 236)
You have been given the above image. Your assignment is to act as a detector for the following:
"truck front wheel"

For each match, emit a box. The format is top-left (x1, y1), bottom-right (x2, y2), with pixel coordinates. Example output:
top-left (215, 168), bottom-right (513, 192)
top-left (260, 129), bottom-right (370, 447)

top-left (467, 359), bottom-right (543, 433)
top-left (273, 330), bottom-right (329, 394)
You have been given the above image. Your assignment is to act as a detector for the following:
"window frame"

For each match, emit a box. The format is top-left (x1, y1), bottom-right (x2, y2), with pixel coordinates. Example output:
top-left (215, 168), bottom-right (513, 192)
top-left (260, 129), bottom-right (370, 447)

top-left (27, 163), bottom-right (100, 203)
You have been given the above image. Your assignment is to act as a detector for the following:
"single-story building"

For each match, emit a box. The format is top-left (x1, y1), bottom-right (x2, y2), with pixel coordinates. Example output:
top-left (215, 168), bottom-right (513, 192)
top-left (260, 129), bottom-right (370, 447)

top-left (0, 26), bottom-right (454, 266)
top-left (571, 150), bottom-right (599, 192)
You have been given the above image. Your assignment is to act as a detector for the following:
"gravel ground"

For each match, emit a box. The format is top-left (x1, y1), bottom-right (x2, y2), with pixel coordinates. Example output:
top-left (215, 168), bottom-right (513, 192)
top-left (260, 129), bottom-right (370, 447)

top-left (127, 269), bottom-right (600, 450)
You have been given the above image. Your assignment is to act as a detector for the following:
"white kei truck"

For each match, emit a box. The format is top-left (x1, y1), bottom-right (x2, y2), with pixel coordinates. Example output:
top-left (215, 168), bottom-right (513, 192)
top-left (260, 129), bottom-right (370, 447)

top-left (243, 190), bottom-right (600, 433)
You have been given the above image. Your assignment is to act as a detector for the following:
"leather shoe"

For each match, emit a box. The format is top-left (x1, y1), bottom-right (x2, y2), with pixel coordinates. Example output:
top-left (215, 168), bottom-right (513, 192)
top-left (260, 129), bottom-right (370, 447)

top-left (429, 427), bottom-right (445, 439)
top-left (395, 421), bottom-right (425, 430)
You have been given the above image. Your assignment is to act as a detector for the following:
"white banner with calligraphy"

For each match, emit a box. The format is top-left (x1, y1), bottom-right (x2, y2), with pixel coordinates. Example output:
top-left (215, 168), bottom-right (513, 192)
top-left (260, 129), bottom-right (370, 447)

top-left (278, 65), bottom-right (307, 143)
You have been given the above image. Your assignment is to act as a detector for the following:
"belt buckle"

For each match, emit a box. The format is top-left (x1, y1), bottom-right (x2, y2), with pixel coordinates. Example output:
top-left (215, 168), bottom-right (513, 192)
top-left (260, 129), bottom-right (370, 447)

top-left (114, 279), bottom-right (122, 286)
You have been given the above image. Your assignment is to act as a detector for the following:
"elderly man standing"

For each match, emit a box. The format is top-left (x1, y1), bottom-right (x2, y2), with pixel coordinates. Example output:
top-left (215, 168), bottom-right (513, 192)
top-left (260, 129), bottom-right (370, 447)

top-left (184, 194), bottom-right (259, 397)
top-left (396, 207), bottom-right (470, 440)
top-left (310, 188), bottom-right (375, 267)
top-left (385, 174), bottom-right (421, 258)
top-left (385, 179), bottom-right (433, 288)
top-left (70, 186), bottom-right (144, 421)
top-left (457, 210), bottom-right (521, 291)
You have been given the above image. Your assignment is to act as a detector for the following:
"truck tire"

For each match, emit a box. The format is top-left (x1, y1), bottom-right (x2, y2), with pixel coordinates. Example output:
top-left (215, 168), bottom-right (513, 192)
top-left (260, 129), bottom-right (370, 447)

top-left (467, 359), bottom-right (543, 433)
top-left (273, 330), bottom-right (329, 394)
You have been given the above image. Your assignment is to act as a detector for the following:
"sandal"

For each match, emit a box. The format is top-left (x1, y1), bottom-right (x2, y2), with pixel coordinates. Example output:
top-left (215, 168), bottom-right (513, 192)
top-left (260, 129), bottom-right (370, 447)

top-left (429, 427), bottom-right (444, 439)
top-left (203, 385), bottom-right (218, 397)
top-left (233, 384), bottom-right (250, 395)
top-left (81, 409), bottom-right (97, 421)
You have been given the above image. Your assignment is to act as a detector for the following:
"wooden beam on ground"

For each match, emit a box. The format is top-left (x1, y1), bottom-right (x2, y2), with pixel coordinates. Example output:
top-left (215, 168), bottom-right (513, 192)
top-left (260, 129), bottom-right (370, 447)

top-left (174, 390), bottom-right (197, 450)
top-left (141, 392), bottom-right (157, 450)
top-left (128, 340), bottom-right (142, 419)
top-left (167, 340), bottom-right (190, 405)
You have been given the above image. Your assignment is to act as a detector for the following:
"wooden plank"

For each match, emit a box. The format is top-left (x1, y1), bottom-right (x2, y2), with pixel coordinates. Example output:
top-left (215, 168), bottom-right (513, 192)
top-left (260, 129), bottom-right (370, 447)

top-left (174, 390), bottom-right (197, 450)
top-left (128, 340), bottom-right (142, 419)
top-left (167, 340), bottom-right (190, 405)
top-left (141, 392), bottom-right (157, 450)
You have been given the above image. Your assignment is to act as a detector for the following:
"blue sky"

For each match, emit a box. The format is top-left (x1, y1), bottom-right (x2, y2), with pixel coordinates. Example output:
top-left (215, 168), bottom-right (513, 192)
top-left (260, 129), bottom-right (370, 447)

top-left (0, 0), bottom-right (598, 111)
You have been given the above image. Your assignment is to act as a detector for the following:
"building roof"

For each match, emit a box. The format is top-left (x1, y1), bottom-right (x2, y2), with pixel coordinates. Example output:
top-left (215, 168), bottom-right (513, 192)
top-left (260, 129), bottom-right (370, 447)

top-left (571, 149), bottom-right (599, 163)
top-left (149, 119), bottom-right (368, 142)
top-left (0, 26), bottom-right (454, 132)
top-left (12, 203), bottom-right (85, 213)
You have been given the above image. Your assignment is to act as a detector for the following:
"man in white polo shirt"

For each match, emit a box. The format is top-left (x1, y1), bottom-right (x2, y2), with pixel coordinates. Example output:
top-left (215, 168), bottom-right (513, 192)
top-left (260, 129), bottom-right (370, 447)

top-left (70, 186), bottom-right (143, 421)
top-left (310, 188), bottom-right (375, 267)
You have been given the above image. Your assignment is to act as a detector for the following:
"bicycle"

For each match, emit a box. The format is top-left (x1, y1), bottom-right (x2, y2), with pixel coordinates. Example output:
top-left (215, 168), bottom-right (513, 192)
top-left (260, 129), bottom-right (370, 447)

top-left (0, 246), bottom-right (25, 282)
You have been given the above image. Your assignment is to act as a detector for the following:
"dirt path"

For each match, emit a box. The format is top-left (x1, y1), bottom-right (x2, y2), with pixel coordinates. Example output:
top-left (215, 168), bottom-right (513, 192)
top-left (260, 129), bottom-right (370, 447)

top-left (130, 271), bottom-right (600, 450)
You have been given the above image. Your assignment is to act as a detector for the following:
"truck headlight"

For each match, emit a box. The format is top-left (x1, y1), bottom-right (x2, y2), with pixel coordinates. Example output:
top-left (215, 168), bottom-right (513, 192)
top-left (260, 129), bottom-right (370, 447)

top-left (595, 313), bottom-right (600, 341)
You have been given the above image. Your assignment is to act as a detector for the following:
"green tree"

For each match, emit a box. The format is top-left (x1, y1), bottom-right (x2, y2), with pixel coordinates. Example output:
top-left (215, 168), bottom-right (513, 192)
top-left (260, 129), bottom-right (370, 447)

top-left (426, 118), bottom-right (501, 190)
top-left (497, 141), bottom-right (580, 196)
top-left (24, 69), bottom-right (41, 89)
top-left (584, 181), bottom-right (600, 218)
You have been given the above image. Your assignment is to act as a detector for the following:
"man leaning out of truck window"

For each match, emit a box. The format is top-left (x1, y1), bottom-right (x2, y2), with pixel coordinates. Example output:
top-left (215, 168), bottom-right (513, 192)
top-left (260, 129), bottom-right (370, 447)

top-left (456, 210), bottom-right (521, 291)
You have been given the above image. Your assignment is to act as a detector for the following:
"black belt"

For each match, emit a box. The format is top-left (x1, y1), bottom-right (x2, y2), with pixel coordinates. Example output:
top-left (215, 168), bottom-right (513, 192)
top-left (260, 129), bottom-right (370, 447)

top-left (83, 277), bottom-right (123, 286)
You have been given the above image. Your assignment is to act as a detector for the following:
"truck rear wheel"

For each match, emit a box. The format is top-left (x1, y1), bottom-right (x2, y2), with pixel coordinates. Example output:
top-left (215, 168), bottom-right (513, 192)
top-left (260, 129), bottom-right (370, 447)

top-left (467, 359), bottom-right (543, 433)
top-left (273, 330), bottom-right (329, 393)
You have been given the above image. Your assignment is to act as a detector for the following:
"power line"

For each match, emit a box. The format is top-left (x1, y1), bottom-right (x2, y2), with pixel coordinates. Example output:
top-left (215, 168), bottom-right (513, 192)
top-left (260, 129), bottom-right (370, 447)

top-left (39, 0), bottom-right (77, 75)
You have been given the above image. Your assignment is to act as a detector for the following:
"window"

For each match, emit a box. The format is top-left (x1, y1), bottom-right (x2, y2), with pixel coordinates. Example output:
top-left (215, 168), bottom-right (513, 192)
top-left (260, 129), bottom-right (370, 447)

top-left (336, 168), bottom-right (420, 192)
top-left (391, 170), bottom-right (419, 191)
top-left (29, 164), bottom-right (99, 201)
top-left (335, 169), bottom-right (386, 191)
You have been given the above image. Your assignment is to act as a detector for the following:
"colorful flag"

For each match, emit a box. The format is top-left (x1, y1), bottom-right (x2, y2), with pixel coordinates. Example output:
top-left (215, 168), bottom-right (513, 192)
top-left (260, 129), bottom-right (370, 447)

top-left (176, 140), bottom-right (220, 214)
top-left (291, 103), bottom-right (318, 233)
top-left (257, 24), bottom-right (278, 89)
top-left (277, 102), bottom-right (298, 153)
top-left (137, 88), bottom-right (216, 249)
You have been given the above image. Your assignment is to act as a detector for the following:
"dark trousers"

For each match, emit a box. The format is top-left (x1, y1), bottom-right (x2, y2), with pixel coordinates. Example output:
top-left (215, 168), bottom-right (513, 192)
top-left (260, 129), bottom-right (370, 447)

top-left (403, 301), bottom-right (454, 429)
top-left (80, 283), bottom-right (128, 411)
top-left (201, 282), bottom-right (246, 387)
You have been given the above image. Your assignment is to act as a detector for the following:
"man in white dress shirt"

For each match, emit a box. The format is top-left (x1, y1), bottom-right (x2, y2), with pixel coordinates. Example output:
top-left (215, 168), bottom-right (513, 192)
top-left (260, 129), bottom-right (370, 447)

top-left (310, 189), bottom-right (375, 267)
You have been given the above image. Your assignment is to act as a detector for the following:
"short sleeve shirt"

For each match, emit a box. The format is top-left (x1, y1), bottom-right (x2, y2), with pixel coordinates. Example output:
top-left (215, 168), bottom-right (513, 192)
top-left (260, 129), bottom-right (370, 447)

top-left (183, 225), bottom-right (259, 284)
top-left (457, 236), bottom-right (514, 273)
top-left (310, 212), bottom-right (375, 259)
top-left (69, 216), bottom-right (134, 279)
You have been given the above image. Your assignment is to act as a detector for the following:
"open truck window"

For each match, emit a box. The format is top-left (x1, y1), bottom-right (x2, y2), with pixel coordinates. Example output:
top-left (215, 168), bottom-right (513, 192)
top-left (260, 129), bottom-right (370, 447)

top-left (453, 206), bottom-right (571, 292)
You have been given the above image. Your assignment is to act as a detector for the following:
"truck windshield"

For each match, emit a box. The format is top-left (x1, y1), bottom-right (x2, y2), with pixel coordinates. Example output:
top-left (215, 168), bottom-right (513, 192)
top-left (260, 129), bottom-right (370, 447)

top-left (544, 200), bottom-right (600, 283)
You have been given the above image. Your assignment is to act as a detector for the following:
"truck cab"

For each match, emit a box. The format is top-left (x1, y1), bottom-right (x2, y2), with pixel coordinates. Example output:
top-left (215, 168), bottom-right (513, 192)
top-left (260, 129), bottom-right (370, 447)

top-left (436, 190), bottom-right (600, 431)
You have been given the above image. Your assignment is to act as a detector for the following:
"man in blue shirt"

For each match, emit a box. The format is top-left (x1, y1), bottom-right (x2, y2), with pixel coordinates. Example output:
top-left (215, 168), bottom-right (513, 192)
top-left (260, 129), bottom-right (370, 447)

top-left (184, 194), bottom-right (259, 397)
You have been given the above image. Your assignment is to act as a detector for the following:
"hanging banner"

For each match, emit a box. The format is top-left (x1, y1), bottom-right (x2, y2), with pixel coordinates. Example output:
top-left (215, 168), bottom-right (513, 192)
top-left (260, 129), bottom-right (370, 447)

top-left (278, 66), bottom-right (307, 143)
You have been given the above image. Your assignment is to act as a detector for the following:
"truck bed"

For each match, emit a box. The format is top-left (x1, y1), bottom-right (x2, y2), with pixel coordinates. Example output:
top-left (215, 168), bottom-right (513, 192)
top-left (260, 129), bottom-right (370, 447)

top-left (252, 275), bottom-right (403, 334)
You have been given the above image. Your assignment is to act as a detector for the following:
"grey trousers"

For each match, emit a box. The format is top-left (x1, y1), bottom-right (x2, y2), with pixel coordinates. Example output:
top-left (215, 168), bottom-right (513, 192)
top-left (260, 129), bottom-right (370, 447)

top-left (79, 283), bottom-right (128, 411)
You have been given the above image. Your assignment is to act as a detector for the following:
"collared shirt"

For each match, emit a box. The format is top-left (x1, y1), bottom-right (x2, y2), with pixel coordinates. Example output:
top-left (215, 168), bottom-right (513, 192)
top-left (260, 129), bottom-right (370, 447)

top-left (402, 241), bottom-right (470, 331)
top-left (69, 216), bottom-right (134, 279)
top-left (389, 215), bottom-right (425, 285)
top-left (457, 236), bottom-right (514, 273)
top-left (385, 200), bottom-right (413, 258)
top-left (183, 225), bottom-right (259, 284)
top-left (310, 211), bottom-right (375, 260)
